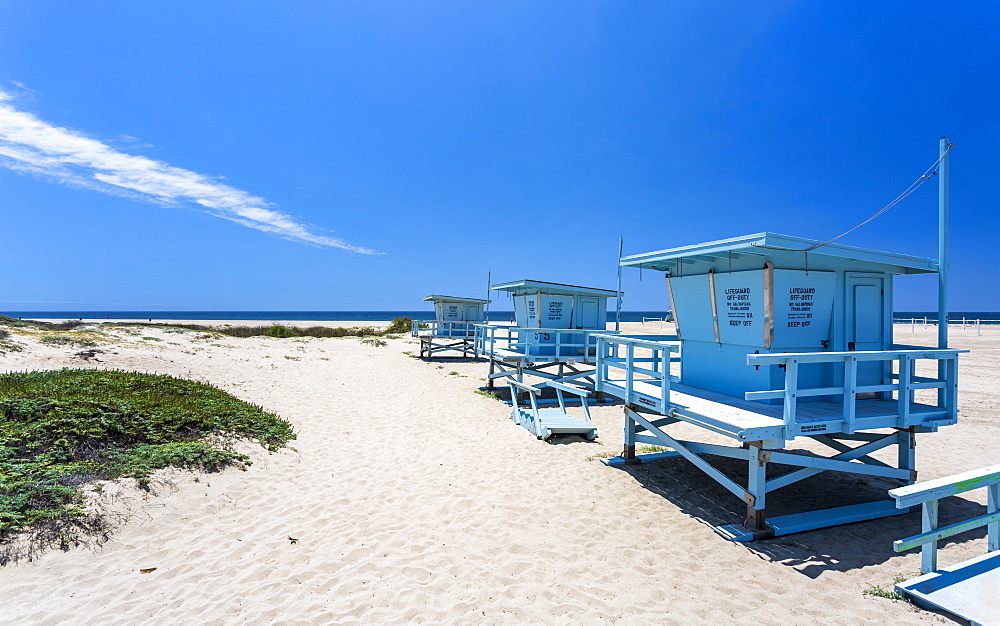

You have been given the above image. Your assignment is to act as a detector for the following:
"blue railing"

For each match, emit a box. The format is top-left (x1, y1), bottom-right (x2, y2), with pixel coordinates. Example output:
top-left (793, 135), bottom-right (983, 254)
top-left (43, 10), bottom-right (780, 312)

top-left (474, 324), bottom-right (618, 362)
top-left (412, 320), bottom-right (478, 339)
top-left (746, 349), bottom-right (965, 438)
top-left (594, 334), bottom-right (681, 414)
top-left (890, 465), bottom-right (1000, 574)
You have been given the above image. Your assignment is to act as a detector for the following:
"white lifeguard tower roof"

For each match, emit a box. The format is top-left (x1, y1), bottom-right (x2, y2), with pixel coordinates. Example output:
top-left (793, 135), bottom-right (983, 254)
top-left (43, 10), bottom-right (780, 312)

top-left (620, 232), bottom-right (938, 276)
top-left (422, 295), bottom-right (491, 304)
top-left (491, 279), bottom-right (621, 298)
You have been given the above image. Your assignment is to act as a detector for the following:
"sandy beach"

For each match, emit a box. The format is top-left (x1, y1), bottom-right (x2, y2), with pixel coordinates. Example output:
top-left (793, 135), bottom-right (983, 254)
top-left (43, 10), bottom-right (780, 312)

top-left (0, 320), bottom-right (996, 623)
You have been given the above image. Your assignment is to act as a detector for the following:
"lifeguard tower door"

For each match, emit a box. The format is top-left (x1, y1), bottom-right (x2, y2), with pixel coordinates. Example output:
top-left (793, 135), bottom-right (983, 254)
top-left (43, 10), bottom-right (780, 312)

top-left (576, 297), bottom-right (600, 329)
top-left (465, 303), bottom-right (481, 321)
top-left (847, 273), bottom-right (887, 398)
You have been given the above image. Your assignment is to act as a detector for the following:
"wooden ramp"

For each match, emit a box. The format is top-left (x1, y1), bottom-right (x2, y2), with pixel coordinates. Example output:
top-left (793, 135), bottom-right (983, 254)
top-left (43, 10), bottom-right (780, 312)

top-left (508, 380), bottom-right (597, 441)
top-left (896, 552), bottom-right (1000, 625)
top-left (890, 465), bottom-right (1000, 625)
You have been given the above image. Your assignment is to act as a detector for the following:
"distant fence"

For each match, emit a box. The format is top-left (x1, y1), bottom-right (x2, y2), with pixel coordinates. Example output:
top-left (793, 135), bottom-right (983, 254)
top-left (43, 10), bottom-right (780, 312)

top-left (896, 317), bottom-right (987, 335)
top-left (641, 313), bottom-right (674, 326)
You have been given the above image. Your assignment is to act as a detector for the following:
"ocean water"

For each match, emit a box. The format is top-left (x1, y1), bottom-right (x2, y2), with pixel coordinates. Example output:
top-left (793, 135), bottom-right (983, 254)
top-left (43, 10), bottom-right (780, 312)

top-left (2, 310), bottom-right (675, 323)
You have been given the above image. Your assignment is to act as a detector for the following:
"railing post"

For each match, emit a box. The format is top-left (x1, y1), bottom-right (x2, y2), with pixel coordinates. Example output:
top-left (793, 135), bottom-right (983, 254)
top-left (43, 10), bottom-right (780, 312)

top-left (988, 483), bottom-right (999, 552)
top-left (945, 356), bottom-right (959, 419)
top-left (783, 359), bottom-right (799, 439)
top-left (594, 337), bottom-right (605, 394)
top-left (843, 356), bottom-right (857, 433)
top-left (896, 354), bottom-right (912, 428)
top-left (626, 341), bottom-right (635, 404)
top-left (921, 499), bottom-right (939, 573)
top-left (528, 387), bottom-right (541, 434)
top-left (660, 346), bottom-right (671, 414)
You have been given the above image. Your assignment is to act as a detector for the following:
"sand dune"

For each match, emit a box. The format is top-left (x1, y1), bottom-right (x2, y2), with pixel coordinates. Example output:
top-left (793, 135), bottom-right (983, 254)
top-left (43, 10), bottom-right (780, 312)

top-left (1, 321), bottom-right (995, 623)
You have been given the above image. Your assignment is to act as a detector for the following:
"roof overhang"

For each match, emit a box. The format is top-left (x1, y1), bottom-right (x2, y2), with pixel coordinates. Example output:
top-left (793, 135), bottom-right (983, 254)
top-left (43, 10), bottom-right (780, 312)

top-left (422, 295), bottom-right (491, 304)
top-left (620, 233), bottom-right (938, 276)
top-left (491, 279), bottom-right (621, 297)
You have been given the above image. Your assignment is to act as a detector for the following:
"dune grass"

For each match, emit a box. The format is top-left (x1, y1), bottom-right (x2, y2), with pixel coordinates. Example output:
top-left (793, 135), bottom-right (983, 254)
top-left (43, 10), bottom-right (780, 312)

top-left (100, 317), bottom-right (413, 340)
top-left (0, 316), bottom-right (415, 341)
top-left (0, 369), bottom-right (295, 560)
top-left (0, 315), bottom-right (83, 332)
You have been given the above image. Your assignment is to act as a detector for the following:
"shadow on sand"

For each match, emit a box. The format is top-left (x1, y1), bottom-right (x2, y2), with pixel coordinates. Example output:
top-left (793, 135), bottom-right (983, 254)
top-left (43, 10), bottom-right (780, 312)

top-left (611, 453), bottom-right (988, 579)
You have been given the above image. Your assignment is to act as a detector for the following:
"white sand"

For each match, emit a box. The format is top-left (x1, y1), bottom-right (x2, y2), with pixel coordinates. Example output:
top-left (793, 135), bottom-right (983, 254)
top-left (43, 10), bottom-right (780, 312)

top-left (0, 320), bottom-right (996, 623)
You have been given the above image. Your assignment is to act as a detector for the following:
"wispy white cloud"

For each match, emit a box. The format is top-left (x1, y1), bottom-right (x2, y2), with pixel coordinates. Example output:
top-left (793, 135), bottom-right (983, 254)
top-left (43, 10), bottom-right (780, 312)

top-left (0, 89), bottom-right (378, 254)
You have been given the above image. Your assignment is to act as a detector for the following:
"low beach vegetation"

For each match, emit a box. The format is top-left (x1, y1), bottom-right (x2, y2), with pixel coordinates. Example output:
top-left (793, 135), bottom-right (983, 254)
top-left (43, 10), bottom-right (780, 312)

top-left (0, 369), bottom-right (295, 562)
top-left (95, 317), bottom-right (414, 341)
top-left (39, 335), bottom-right (98, 348)
top-left (0, 315), bottom-right (83, 332)
top-left (0, 341), bottom-right (24, 354)
top-left (861, 575), bottom-right (910, 601)
top-left (265, 325), bottom-right (299, 338)
top-left (474, 389), bottom-right (502, 401)
top-left (384, 317), bottom-right (412, 334)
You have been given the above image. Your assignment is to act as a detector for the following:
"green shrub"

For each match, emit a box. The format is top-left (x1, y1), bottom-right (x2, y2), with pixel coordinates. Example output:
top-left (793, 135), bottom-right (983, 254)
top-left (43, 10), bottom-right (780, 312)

top-left (385, 317), bottom-right (413, 334)
top-left (0, 369), bottom-right (295, 549)
top-left (265, 325), bottom-right (299, 338)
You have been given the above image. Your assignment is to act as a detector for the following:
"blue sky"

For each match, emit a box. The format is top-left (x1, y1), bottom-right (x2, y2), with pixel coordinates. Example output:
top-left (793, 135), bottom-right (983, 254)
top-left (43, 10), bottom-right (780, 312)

top-left (0, 2), bottom-right (996, 312)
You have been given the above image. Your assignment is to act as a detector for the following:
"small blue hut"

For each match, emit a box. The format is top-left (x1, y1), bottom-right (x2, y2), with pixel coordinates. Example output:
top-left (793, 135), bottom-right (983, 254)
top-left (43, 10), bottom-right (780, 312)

top-left (413, 295), bottom-right (489, 358)
top-left (476, 279), bottom-right (621, 389)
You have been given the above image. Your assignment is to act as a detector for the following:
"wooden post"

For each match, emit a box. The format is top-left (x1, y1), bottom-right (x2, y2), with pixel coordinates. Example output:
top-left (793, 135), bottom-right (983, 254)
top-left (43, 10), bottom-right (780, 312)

top-left (897, 428), bottom-right (916, 486)
top-left (623, 405), bottom-right (637, 463)
top-left (746, 441), bottom-right (768, 530)
top-left (921, 499), bottom-right (939, 573)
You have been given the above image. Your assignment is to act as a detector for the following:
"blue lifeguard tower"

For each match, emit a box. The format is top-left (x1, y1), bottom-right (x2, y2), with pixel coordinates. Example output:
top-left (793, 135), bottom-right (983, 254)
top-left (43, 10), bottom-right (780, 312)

top-left (476, 279), bottom-right (621, 389)
top-left (412, 295), bottom-right (489, 358)
top-left (475, 279), bottom-right (622, 440)
top-left (595, 232), bottom-right (965, 539)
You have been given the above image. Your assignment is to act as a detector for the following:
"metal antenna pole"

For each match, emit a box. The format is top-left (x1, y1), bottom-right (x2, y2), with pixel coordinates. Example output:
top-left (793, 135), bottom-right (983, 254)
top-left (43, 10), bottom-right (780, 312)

top-left (615, 236), bottom-right (623, 331)
top-left (485, 270), bottom-right (491, 322)
top-left (937, 137), bottom-right (951, 408)
top-left (938, 137), bottom-right (950, 350)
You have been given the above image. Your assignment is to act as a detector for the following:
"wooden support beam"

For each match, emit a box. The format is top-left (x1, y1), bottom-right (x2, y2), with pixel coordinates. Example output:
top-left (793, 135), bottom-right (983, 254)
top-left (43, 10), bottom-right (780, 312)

top-left (764, 432), bottom-right (902, 492)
